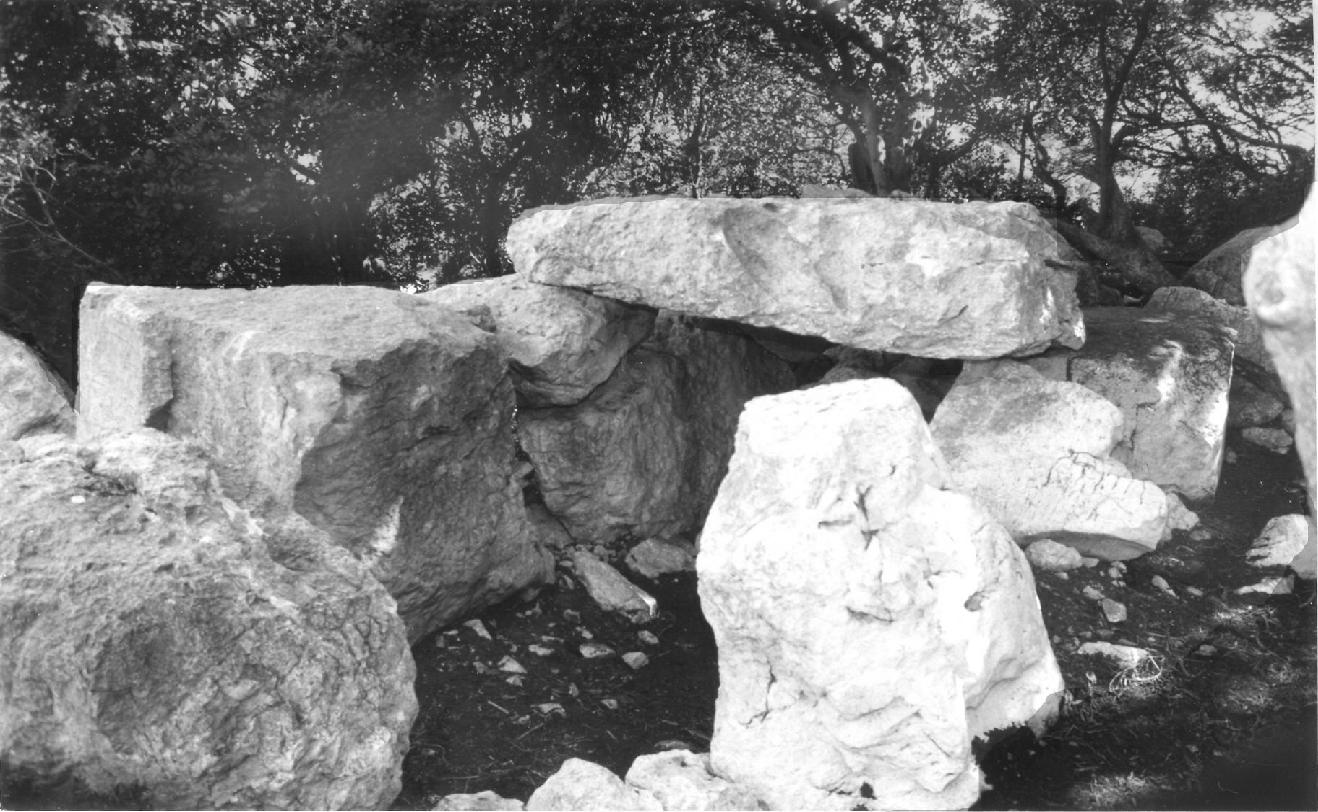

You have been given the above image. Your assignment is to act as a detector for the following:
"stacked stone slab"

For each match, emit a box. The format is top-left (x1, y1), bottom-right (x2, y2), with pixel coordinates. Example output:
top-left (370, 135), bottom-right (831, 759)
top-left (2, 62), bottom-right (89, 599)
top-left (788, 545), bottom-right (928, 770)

top-left (0, 431), bottom-right (415, 809)
top-left (76, 284), bottom-right (552, 642)
top-left (507, 197), bottom-right (1085, 359)
top-left (931, 362), bottom-right (1183, 560)
top-left (1012, 306), bottom-right (1234, 501)
top-left (429, 275), bottom-right (794, 546)
top-left (0, 332), bottom-right (74, 440)
top-left (698, 380), bottom-right (1063, 810)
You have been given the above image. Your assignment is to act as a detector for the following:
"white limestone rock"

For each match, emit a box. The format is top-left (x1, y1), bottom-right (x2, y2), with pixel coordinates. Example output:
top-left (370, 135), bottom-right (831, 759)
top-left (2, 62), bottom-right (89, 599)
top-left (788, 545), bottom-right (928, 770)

top-left (1247, 514), bottom-right (1315, 570)
top-left (1242, 427), bottom-right (1294, 455)
top-left (0, 431), bottom-right (416, 809)
top-left (624, 750), bottom-right (762, 811)
top-left (1145, 285), bottom-right (1270, 370)
top-left (569, 549), bottom-right (658, 623)
top-left (1019, 306), bottom-right (1234, 501)
top-left (509, 197), bottom-right (1084, 359)
top-left (698, 379), bottom-right (1063, 811)
top-left (432, 791), bottom-right (524, 810)
top-left (519, 312), bottom-right (792, 545)
top-left (526, 759), bottom-right (661, 811)
top-left (932, 361), bottom-right (1172, 560)
top-left (0, 332), bottom-right (74, 441)
top-left (624, 537), bottom-right (697, 580)
top-left (1186, 221), bottom-right (1295, 306)
top-left (423, 275), bottom-right (654, 406)
top-left (76, 284), bottom-right (553, 641)
top-left (1025, 539), bottom-right (1085, 572)
top-left (1228, 375), bottom-right (1286, 429)
top-left (1244, 191), bottom-right (1317, 516)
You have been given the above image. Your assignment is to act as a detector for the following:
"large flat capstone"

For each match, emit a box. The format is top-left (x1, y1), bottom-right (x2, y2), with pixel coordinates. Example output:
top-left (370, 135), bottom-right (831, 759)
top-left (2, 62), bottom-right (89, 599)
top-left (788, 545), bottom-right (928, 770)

top-left (698, 379), bottom-right (1063, 810)
top-left (508, 197), bottom-right (1085, 359)
top-left (76, 284), bottom-right (552, 641)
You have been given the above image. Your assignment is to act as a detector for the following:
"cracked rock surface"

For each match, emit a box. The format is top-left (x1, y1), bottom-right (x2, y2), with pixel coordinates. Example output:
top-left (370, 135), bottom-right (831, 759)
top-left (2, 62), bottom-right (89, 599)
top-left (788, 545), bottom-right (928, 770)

top-left (0, 431), bottom-right (416, 809)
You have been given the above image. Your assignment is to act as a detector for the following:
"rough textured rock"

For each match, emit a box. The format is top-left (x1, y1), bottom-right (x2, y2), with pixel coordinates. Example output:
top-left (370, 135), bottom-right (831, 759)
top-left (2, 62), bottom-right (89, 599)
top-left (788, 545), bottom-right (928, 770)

top-left (0, 332), bottom-right (74, 440)
top-left (526, 759), bottom-right (661, 811)
top-left (1244, 193), bottom-right (1316, 517)
top-left (431, 790), bottom-right (524, 810)
top-left (76, 284), bottom-right (552, 641)
top-left (509, 197), bottom-right (1084, 359)
top-left (1228, 375), bottom-right (1287, 429)
top-left (519, 312), bottom-right (793, 545)
top-left (1022, 306), bottom-right (1234, 501)
top-left (1025, 539), bottom-right (1086, 572)
top-left (698, 379), bottom-right (1063, 811)
top-left (0, 431), bottom-right (416, 809)
top-left (624, 538), bottom-right (697, 580)
top-left (932, 362), bottom-right (1173, 560)
top-left (1186, 221), bottom-right (1294, 305)
top-left (1145, 286), bottom-right (1269, 370)
top-left (569, 550), bottom-right (657, 623)
top-left (423, 275), bottom-right (654, 406)
top-left (1242, 426), bottom-right (1294, 455)
top-left (1247, 515), bottom-right (1314, 569)
top-left (624, 750), bottom-right (762, 811)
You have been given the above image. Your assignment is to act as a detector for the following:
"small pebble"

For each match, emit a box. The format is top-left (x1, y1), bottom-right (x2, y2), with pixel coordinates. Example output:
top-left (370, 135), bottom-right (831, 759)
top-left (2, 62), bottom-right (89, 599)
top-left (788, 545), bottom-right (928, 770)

top-left (1225, 448), bottom-right (1239, 465)
top-left (1082, 586), bottom-right (1104, 601)
top-left (579, 642), bottom-right (615, 659)
top-left (1190, 527), bottom-right (1213, 542)
top-left (1055, 572), bottom-right (1069, 581)
top-left (577, 626), bottom-right (594, 641)
top-left (1081, 557), bottom-right (1100, 568)
top-left (563, 609), bottom-right (581, 623)
top-left (70, 495), bottom-right (86, 504)
top-left (1100, 598), bottom-right (1128, 623)
top-left (622, 652), bottom-right (650, 670)
top-left (528, 644), bottom-right (554, 657)
top-left (504, 675), bottom-right (524, 687)
top-left (534, 702), bottom-right (565, 716)
top-left (462, 619), bottom-right (492, 640)
top-left (601, 698), bottom-right (619, 710)
top-left (1108, 562), bottom-right (1127, 580)
top-left (1185, 585), bottom-right (1205, 597)
top-left (497, 656), bottom-right (526, 674)
top-left (567, 682), bottom-right (579, 697)
top-left (638, 630), bottom-right (660, 646)
top-left (1196, 644), bottom-right (1218, 656)
top-left (1150, 575), bottom-right (1175, 597)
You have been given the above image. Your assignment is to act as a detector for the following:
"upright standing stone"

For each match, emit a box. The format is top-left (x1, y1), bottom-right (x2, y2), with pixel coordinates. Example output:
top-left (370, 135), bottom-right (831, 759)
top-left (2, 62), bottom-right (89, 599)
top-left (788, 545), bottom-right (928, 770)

top-left (77, 285), bottom-right (552, 641)
top-left (508, 197), bottom-right (1084, 359)
top-left (1186, 221), bottom-right (1295, 306)
top-left (699, 380), bottom-right (1063, 810)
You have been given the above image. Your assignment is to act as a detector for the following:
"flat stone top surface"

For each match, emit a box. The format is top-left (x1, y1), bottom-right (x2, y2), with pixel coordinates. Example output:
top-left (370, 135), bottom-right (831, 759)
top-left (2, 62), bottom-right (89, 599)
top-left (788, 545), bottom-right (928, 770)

top-left (507, 196), bottom-right (1084, 359)
top-left (83, 284), bottom-right (487, 359)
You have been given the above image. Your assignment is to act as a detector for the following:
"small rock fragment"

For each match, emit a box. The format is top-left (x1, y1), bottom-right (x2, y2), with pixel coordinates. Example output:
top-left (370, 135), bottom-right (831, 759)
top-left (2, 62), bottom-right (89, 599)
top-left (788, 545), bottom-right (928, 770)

top-left (570, 550), bottom-right (659, 623)
top-left (1225, 448), bottom-right (1239, 464)
top-left (505, 675), bottom-right (524, 688)
top-left (1150, 575), bottom-right (1175, 596)
top-left (1185, 585), bottom-right (1205, 597)
top-left (525, 758), bottom-right (661, 811)
top-left (1241, 427), bottom-right (1294, 454)
top-left (601, 698), bottom-right (620, 710)
top-left (622, 652), bottom-right (650, 670)
top-left (1082, 585), bottom-right (1105, 601)
top-left (637, 630), bottom-right (660, 646)
top-left (1077, 641), bottom-right (1150, 668)
top-left (1247, 514), bottom-right (1312, 568)
top-left (625, 537), bottom-right (697, 580)
top-left (1025, 538), bottom-right (1084, 572)
top-left (464, 619), bottom-right (493, 640)
top-left (1082, 557), bottom-right (1100, 567)
top-left (1190, 527), bottom-right (1214, 542)
top-left (579, 642), bottom-right (615, 659)
top-left (1235, 575), bottom-right (1295, 596)
top-left (431, 789), bottom-right (525, 810)
top-left (1108, 562), bottom-right (1127, 579)
top-left (498, 656), bottom-right (527, 674)
top-left (528, 644), bottom-right (555, 657)
top-left (534, 703), bottom-right (566, 716)
top-left (1100, 598), bottom-right (1128, 623)
top-left (1196, 644), bottom-right (1218, 656)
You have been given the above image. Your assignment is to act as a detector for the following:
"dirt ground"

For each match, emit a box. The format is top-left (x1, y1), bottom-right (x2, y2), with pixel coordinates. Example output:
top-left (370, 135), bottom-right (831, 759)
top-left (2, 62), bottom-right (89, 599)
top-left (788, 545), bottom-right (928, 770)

top-left (394, 428), bottom-right (1316, 811)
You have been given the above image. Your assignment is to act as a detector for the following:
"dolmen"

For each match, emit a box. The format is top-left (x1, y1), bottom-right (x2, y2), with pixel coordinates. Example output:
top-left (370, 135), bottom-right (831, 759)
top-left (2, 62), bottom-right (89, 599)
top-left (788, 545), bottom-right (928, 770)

top-left (7, 192), bottom-right (1271, 810)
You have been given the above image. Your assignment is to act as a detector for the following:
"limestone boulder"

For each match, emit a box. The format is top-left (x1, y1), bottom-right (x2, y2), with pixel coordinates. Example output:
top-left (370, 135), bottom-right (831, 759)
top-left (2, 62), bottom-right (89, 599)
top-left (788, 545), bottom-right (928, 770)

top-left (1022, 306), bottom-right (1234, 501)
top-left (509, 197), bottom-right (1084, 359)
top-left (931, 362), bottom-right (1174, 560)
top-left (624, 750), bottom-right (762, 811)
top-left (698, 379), bottom-right (1063, 811)
top-left (1186, 221), bottom-right (1294, 306)
top-left (1145, 286), bottom-right (1269, 370)
top-left (526, 759), bottom-right (661, 811)
top-left (0, 332), bottom-right (74, 440)
top-left (423, 275), bottom-right (654, 407)
top-left (0, 431), bottom-right (416, 809)
top-left (77, 284), bottom-right (552, 641)
top-left (518, 312), bottom-right (792, 545)
top-left (1244, 191), bottom-right (1316, 516)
